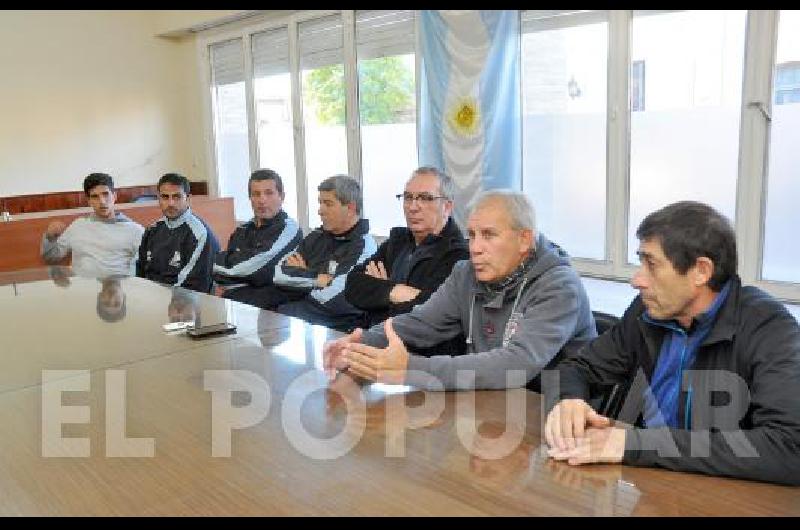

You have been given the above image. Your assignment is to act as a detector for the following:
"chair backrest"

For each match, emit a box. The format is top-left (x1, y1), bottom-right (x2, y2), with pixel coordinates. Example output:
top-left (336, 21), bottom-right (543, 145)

top-left (593, 310), bottom-right (620, 335)
top-left (590, 311), bottom-right (627, 418)
top-left (132, 194), bottom-right (158, 203)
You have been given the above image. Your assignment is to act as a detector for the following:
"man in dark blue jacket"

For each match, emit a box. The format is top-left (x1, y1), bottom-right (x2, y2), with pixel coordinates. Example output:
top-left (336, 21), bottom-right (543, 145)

top-left (545, 201), bottom-right (800, 486)
top-left (250, 175), bottom-right (376, 332)
top-left (213, 169), bottom-right (302, 302)
top-left (137, 173), bottom-right (219, 293)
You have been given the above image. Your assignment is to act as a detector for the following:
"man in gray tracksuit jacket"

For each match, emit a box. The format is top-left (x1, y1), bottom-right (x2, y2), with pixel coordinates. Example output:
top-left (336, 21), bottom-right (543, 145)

top-left (326, 190), bottom-right (596, 391)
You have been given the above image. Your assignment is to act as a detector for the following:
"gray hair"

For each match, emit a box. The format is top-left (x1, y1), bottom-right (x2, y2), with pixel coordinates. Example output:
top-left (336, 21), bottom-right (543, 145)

top-left (467, 189), bottom-right (537, 232)
top-left (318, 174), bottom-right (362, 215)
top-left (412, 166), bottom-right (455, 201)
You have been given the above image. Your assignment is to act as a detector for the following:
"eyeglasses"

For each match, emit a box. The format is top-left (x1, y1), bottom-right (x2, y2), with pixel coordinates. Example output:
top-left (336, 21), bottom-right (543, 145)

top-left (395, 192), bottom-right (448, 204)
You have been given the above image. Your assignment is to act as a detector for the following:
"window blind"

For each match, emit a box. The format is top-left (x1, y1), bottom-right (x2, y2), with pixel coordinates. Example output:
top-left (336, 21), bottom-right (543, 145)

top-left (299, 15), bottom-right (343, 70)
top-left (522, 10), bottom-right (607, 32)
top-left (356, 10), bottom-right (415, 60)
top-left (210, 38), bottom-right (245, 86)
top-left (252, 27), bottom-right (290, 78)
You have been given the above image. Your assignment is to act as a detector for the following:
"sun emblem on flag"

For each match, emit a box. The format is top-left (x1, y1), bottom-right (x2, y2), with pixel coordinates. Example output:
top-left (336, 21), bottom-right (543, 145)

top-left (447, 96), bottom-right (480, 137)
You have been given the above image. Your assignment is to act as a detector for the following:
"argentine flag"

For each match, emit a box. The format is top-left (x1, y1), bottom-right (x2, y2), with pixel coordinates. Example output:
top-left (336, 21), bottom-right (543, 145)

top-left (419, 10), bottom-right (521, 227)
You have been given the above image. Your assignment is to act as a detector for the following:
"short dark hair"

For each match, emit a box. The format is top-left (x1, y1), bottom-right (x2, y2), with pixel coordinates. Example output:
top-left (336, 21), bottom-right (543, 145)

top-left (636, 201), bottom-right (737, 291)
top-left (157, 173), bottom-right (190, 195)
top-left (249, 169), bottom-right (284, 197)
top-left (318, 175), bottom-right (362, 215)
top-left (83, 173), bottom-right (114, 196)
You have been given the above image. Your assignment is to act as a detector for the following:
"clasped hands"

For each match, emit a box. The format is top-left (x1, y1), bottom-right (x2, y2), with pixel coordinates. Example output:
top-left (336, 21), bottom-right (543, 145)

top-left (322, 318), bottom-right (409, 385)
top-left (364, 260), bottom-right (420, 304)
top-left (544, 398), bottom-right (626, 466)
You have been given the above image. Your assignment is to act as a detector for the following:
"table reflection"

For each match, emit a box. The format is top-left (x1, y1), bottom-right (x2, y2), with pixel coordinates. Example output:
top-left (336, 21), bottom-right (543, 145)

top-left (168, 287), bottom-right (198, 324)
top-left (0, 267), bottom-right (796, 515)
top-left (48, 265), bottom-right (74, 288)
top-left (47, 266), bottom-right (128, 323)
top-left (96, 277), bottom-right (126, 323)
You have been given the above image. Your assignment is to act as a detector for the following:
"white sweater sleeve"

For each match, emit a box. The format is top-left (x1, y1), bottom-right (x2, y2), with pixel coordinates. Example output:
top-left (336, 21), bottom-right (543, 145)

top-left (41, 221), bottom-right (76, 263)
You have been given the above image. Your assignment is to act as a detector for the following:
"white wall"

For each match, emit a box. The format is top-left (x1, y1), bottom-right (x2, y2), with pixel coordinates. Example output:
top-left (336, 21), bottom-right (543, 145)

top-left (0, 10), bottom-right (207, 197)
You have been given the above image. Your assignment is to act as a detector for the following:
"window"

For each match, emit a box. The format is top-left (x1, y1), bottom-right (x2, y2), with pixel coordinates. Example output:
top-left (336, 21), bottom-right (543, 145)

top-left (252, 27), bottom-right (298, 220)
top-left (356, 10), bottom-right (418, 237)
top-left (299, 15), bottom-right (348, 230)
top-left (209, 39), bottom-right (251, 222)
top-left (521, 10), bottom-right (608, 260)
top-left (200, 10), bottom-right (800, 303)
top-left (631, 60), bottom-right (645, 112)
top-left (774, 62), bottom-right (800, 105)
top-left (762, 11), bottom-right (800, 282)
top-left (627, 10), bottom-right (746, 263)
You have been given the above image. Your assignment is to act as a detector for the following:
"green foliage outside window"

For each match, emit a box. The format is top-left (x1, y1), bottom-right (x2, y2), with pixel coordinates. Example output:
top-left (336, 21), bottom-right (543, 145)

top-left (303, 56), bottom-right (414, 126)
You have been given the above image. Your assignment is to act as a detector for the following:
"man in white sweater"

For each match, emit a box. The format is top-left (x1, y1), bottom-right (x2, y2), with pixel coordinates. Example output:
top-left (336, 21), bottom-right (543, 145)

top-left (41, 173), bottom-right (144, 277)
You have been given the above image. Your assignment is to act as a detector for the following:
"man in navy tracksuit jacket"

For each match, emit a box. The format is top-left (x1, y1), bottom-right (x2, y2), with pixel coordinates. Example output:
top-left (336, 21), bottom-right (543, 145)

top-left (213, 169), bottom-right (303, 301)
top-left (136, 173), bottom-right (219, 293)
top-left (248, 175), bottom-right (376, 332)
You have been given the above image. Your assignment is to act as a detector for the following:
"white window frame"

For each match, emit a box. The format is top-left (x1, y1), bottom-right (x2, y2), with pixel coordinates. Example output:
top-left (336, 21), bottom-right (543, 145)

top-left (520, 10), bottom-right (800, 303)
top-left (199, 10), bottom-right (800, 302)
top-left (197, 10), bottom-right (342, 234)
top-left (197, 10), bottom-right (417, 234)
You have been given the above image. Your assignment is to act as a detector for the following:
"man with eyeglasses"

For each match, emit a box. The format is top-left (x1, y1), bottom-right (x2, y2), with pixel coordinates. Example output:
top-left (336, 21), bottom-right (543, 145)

top-left (344, 167), bottom-right (469, 352)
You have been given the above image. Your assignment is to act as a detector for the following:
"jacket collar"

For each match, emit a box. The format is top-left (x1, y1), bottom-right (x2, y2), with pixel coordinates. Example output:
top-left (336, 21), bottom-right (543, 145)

top-left (700, 276), bottom-right (739, 346)
top-left (164, 208), bottom-right (192, 230)
top-left (250, 210), bottom-right (287, 230)
top-left (471, 232), bottom-right (567, 308)
top-left (324, 217), bottom-right (370, 241)
top-left (641, 279), bottom-right (731, 335)
top-left (404, 216), bottom-right (463, 247)
top-left (89, 211), bottom-right (132, 224)
top-left (637, 276), bottom-right (741, 363)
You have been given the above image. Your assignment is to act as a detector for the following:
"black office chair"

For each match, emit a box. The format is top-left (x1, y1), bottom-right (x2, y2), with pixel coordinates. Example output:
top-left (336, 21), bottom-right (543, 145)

top-left (588, 311), bottom-right (630, 419)
top-left (593, 310), bottom-right (619, 336)
top-left (527, 311), bottom-right (618, 393)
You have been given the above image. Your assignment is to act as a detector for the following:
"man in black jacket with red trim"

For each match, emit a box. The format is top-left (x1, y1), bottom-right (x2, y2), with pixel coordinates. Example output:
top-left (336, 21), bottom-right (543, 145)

top-left (544, 201), bottom-right (800, 486)
top-left (344, 167), bottom-right (469, 335)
